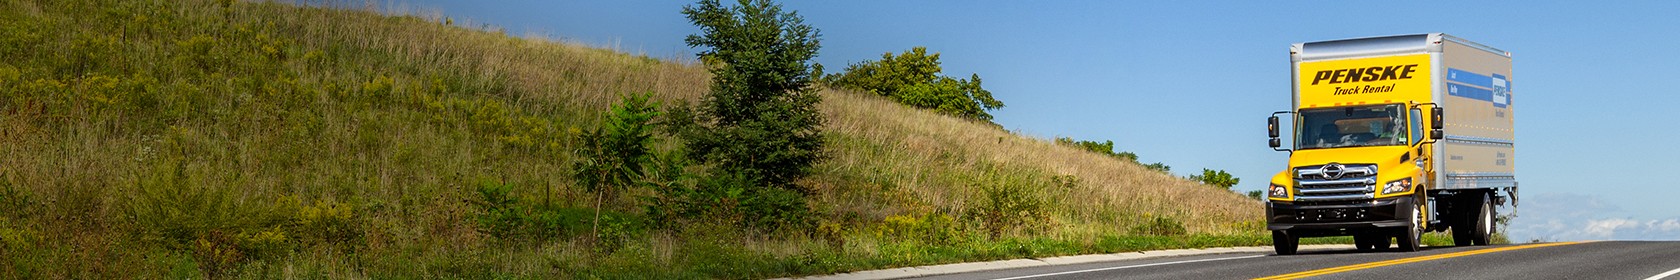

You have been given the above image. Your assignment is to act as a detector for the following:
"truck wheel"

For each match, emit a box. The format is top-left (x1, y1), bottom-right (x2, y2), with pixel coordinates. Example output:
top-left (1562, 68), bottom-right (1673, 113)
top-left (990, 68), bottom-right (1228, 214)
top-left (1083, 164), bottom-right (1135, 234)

top-left (1471, 194), bottom-right (1495, 245)
top-left (1273, 230), bottom-right (1298, 255)
top-left (1395, 202), bottom-right (1423, 252)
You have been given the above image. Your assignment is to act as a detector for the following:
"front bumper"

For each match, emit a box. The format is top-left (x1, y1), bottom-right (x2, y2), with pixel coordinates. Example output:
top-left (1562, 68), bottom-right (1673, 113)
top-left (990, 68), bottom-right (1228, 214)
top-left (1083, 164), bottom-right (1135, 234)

top-left (1266, 197), bottom-right (1414, 237)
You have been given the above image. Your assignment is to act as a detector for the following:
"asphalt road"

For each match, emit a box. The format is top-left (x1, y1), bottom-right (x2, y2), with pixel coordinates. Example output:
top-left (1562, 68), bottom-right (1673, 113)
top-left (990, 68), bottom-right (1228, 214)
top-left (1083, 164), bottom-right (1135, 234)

top-left (907, 241), bottom-right (1680, 280)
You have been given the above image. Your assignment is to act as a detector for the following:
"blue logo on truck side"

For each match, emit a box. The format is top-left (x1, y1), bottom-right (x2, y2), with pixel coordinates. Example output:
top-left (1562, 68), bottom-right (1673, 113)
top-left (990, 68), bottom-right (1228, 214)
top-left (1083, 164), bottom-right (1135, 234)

top-left (1447, 68), bottom-right (1511, 108)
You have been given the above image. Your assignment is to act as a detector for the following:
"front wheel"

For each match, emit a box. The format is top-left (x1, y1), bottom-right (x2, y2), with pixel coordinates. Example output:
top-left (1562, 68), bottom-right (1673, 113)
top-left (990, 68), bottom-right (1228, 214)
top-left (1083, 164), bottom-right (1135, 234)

top-left (1273, 230), bottom-right (1299, 255)
top-left (1395, 201), bottom-right (1423, 252)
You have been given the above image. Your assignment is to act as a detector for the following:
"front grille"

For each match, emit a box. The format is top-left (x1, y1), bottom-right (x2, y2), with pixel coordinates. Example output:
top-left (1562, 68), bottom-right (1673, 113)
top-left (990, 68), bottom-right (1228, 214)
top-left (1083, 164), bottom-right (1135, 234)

top-left (1293, 163), bottom-right (1377, 206)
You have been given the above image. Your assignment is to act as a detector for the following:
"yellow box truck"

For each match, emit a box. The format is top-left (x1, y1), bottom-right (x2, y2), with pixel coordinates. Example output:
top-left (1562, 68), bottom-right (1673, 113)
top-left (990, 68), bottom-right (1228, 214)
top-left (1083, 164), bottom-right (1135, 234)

top-left (1264, 33), bottom-right (1516, 254)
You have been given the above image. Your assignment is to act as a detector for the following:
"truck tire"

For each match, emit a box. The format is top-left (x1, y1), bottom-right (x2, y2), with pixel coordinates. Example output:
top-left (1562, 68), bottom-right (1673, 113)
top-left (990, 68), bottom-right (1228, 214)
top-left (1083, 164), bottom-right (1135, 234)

top-left (1273, 230), bottom-right (1298, 255)
top-left (1471, 194), bottom-right (1495, 245)
top-left (1395, 202), bottom-right (1422, 252)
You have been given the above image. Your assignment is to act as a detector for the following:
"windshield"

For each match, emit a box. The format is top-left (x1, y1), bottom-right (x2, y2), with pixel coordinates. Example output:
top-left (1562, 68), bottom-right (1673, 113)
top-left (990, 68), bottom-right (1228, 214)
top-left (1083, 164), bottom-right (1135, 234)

top-left (1296, 104), bottom-right (1410, 150)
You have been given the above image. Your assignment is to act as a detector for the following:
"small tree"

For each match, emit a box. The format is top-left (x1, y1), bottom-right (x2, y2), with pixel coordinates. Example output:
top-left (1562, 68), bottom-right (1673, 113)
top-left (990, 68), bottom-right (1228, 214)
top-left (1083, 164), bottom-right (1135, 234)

top-left (573, 92), bottom-right (661, 239)
top-left (673, 0), bottom-right (825, 231)
top-left (827, 47), bottom-right (1004, 121)
top-left (1189, 169), bottom-right (1240, 190)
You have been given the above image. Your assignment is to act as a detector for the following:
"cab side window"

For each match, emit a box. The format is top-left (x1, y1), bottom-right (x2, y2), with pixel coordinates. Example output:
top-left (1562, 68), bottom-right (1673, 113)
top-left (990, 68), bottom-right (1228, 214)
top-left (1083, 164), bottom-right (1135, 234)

top-left (1409, 108), bottom-right (1423, 145)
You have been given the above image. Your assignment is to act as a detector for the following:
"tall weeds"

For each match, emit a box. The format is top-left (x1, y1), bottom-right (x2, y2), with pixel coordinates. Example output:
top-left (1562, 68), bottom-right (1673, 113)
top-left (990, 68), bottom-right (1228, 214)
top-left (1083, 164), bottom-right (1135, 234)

top-left (0, 0), bottom-right (1264, 278)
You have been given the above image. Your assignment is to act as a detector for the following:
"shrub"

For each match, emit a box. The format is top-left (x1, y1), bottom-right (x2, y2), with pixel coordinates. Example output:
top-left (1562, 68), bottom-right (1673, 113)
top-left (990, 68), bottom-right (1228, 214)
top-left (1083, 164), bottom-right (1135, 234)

top-left (574, 92), bottom-right (662, 239)
top-left (826, 47), bottom-right (1004, 121)
top-left (1189, 169), bottom-right (1240, 190)
top-left (971, 170), bottom-right (1045, 239)
top-left (740, 186), bottom-right (813, 232)
top-left (128, 160), bottom-right (260, 248)
top-left (472, 180), bottom-right (525, 240)
top-left (471, 179), bottom-right (635, 248)
top-left (876, 213), bottom-right (963, 246)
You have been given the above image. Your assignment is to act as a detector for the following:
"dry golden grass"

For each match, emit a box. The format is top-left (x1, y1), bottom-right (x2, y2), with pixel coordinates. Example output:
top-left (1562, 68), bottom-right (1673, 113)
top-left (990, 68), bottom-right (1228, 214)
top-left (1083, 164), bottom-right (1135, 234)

top-left (817, 90), bottom-right (1261, 235)
top-left (0, 0), bottom-right (1265, 277)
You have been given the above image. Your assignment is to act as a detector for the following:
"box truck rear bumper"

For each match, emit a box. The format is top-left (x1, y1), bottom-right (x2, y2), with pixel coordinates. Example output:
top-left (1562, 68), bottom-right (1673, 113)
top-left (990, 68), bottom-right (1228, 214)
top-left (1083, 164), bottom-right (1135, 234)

top-left (1266, 197), bottom-right (1414, 237)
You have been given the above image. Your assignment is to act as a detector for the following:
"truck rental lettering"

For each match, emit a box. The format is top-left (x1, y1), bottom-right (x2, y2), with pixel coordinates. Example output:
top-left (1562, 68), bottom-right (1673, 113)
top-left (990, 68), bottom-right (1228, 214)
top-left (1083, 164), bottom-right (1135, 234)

top-left (1309, 64), bottom-right (1417, 95)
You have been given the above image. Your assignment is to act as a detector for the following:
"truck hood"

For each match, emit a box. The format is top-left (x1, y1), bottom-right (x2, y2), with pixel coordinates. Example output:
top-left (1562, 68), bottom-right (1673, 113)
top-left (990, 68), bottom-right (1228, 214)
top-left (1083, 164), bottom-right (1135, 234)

top-left (1289, 145), bottom-right (1412, 168)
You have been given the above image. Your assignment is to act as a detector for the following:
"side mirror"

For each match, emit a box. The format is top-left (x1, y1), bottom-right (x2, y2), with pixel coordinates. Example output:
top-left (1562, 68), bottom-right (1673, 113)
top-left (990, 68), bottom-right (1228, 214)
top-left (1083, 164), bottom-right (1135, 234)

top-left (1431, 129), bottom-right (1444, 140)
top-left (1431, 107), bottom-right (1444, 130)
top-left (1267, 116), bottom-right (1280, 138)
top-left (1268, 111), bottom-right (1294, 152)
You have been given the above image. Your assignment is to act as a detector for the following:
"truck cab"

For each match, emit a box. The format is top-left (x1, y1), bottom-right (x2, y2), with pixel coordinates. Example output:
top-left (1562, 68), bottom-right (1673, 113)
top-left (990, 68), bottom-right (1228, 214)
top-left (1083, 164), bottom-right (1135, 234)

top-left (1264, 34), bottom-right (1517, 255)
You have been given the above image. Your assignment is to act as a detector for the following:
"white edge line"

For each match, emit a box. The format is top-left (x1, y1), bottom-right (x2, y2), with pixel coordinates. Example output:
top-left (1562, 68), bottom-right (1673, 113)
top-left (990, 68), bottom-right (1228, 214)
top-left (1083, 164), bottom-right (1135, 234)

top-left (1644, 266), bottom-right (1680, 280)
top-left (782, 245), bottom-right (1351, 280)
top-left (990, 254), bottom-right (1266, 280)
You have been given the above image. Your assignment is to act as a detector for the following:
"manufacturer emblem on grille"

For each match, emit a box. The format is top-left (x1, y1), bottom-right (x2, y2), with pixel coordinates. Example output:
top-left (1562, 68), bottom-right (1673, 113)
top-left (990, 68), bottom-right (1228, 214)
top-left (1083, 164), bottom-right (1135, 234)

top-left (1320, 163), bottom-right (1345, 180)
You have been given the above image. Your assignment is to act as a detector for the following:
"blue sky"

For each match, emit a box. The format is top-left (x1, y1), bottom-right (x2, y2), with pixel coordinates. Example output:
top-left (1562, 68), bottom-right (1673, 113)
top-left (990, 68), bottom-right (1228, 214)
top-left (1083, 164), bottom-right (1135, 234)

top-left (401, 1), bottom-right (1680, 241)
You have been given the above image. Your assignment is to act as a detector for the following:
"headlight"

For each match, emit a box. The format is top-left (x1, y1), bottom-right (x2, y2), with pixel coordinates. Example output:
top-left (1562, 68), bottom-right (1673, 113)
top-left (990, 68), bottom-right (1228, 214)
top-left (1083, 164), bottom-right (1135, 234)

top-left (1269, 184), bottom-right (1289, 198)
top-left (1382, 178), bottom-right (1412, 195)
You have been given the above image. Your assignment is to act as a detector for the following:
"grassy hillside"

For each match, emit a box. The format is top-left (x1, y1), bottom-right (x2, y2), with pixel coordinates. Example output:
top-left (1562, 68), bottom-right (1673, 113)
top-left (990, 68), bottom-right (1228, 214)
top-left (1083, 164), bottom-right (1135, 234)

top-left (0, 1), bottom-right (1272, 278)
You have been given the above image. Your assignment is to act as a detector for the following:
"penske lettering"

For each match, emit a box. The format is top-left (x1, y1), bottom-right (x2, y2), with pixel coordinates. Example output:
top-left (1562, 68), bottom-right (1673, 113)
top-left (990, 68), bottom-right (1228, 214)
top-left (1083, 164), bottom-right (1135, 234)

top-left (1333, 84), bottom-right (1396, 95)
top-left (1310, 64), bottom-right (1418, 85)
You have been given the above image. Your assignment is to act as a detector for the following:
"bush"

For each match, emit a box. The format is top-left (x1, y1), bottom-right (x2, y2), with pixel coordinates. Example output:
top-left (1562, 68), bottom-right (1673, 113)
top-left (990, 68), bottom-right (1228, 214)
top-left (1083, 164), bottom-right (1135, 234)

top-left (574, 92), bottom-right (662, 239)
top-left (971, 170), bottom-right (1046, 239)
top-left (128, 160), bottom-right (260, 248)
top-left (471, 180), bottom-right (599, 243)
top-left (1189, 169), bottom-right (1240, 190)
top-left (877, 213), bottom-right (964, 246)
top-left (826, 47), bottom-right (1004, 121)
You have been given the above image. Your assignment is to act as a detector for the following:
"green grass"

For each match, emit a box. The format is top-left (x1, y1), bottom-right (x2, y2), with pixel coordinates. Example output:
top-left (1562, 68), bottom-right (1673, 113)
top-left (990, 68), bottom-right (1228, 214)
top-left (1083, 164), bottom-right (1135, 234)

top-left (0, 0), bottom-right (1327, 278)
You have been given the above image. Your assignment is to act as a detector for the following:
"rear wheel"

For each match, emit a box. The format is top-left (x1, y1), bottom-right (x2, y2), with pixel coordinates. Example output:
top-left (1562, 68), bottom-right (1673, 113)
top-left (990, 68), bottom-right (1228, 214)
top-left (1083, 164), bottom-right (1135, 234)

top-left (1470, 194), bottom-right (1495, 245)
top-left (1273, 230), bottom-right (1299, 255)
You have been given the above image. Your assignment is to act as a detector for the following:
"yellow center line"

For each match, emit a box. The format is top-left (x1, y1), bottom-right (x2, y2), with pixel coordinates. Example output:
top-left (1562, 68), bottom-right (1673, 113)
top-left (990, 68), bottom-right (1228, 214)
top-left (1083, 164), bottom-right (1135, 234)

top-left (1254, 241), bottom-right (1592, 280)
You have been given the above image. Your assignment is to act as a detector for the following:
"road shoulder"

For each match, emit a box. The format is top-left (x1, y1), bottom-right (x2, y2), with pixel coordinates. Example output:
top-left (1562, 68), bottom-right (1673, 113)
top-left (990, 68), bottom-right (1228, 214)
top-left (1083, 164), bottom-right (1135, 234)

top-left (786, 244), bottom-right (1353, 280)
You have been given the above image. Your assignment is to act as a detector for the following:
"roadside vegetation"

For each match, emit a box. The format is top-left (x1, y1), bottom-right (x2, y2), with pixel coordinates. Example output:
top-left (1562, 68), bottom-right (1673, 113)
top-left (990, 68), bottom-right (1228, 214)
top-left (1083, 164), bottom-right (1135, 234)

top-left (1054, 137), bottom-right (1172, 173)
top-left (824, 46), bottom-right (1004, 123)
top-left (0, 0), bottom-right (1500, 278)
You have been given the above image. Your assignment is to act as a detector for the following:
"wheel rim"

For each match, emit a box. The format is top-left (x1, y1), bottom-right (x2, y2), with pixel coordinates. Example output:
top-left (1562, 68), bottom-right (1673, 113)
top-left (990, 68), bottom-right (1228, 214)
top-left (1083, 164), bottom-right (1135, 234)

top-left (1481, 199), bottom-right (1493, 236)
top-left (1409, 203), bottom-right (1422, 247)
top-left (1413, 204), bottom-right (1423, 236)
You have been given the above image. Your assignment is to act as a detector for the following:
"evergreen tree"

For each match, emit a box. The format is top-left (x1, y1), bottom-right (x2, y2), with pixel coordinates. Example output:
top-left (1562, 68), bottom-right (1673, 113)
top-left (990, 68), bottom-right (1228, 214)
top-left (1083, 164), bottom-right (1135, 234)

top-left (676, 0), bottom-right (825, 193)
